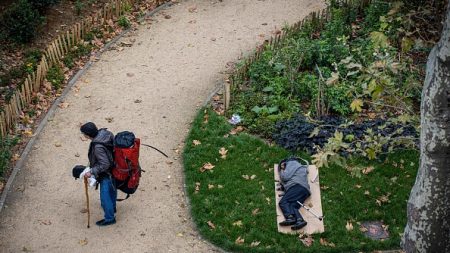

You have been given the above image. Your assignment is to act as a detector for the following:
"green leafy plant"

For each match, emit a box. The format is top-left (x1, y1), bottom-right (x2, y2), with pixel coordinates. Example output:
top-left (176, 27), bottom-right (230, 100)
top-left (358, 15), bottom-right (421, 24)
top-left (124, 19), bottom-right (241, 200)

top-left (46, 65), bottom-right (64, 89)
top-left (0, 136), bottom-right (19, 177)
top-left (0, 0), bottom-right (43, 43)
top-left (118, 15), bottom-right (131, 29)
top-left (75, 0), bottom-right (85, 16)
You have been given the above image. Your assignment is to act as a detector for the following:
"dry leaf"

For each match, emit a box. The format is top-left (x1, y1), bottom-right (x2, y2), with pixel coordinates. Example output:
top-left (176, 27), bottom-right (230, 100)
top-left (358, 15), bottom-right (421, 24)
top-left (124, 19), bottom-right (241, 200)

top-left (362, 166), bottom-right (374, 175)
top-left (242, 175), bottom-right (250, 180)
top-left (193, 140), bottom-right (201, 146)
top-left (346, 221), bottom-right (354, 231)
top-left (58, 102), bottom-right (69, 109)
top-left (252, 208), bottom-right (260, 216)
top-left (250, 175), bottom-right (256, 180)
top-left (12, 153), bottom-right (20, 162)
top-left (233, 220), bottom-right (243, 227)
top-left (203, 110), bottom-right (209, 124)
top-left (164, 14), bottom-right (171, 19)
top-left (266, 197), bottom-right (270, 204)
top-left (166, 161), bottom-right (173, 165)
top-left (55, 143), bottom-right (62, 147)
top-left (23, 130), bottom-right (33, 137)
top-left (176, 232), bottom-right (184, 237)
top-left (355, 184), bottom-right (362, 189)
top-left (212, 95), bottom-right (220, 101)
top-left (105, 117), bottom-right (114, 123)
top-left (217, 184), bottom-right (224, 189)
top-left (219, 147), bottom-right (228, 159)
top-left (199, 162), bottom-right (215, 172)
top-left (360, 226), bottom-right (368, 232)
top-left (319, 238), bottom-right (336, 247)
top-left (38, 219), bottom-right (52, 225)
top-left (80, 208), bottom-right (88, 213)
top-left (299, 234), bottom-right (314, 247)
top-left (230, 126), bottom-right (244, 135)
top-left (208, 184), bottom-right (215, 189)
top-left (188, 6), bottom-right (197, 13)
top-left (126, 73), bottom-right (134, 77)
top-left (207, 220), bottom-right (216, 229)
top-left (364, 190), bottom-right (370, 195)
top-left (250, 241), bottom-right (261, 247)
top-left (79, 238), bottom-right (88, 246)
top-left (235, 236), bottom-right (245, 245)
top-left (195, 182), bottom-right (200, 193)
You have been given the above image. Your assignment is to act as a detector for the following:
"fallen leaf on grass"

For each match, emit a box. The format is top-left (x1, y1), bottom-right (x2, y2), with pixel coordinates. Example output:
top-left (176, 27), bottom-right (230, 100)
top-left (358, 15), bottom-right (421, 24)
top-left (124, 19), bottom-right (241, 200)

top-left (199, 162), bottom-right (215, 172)
top-left (346, 221), bottom-right (354, 231)
top-left (355, 184), bottom-right (362, 189)
top-left (360, 226), bottom-right (368, 233)
top-left (298, 234), bottom-right (314, 247)
top-left (233, 220), bottom-right (243, 227)
top-left (319, 238), bottom-right (335, 247)
top-left (252, 208), bottom-right (260, 216)
top-left (208, 184), bottom-right (215, 189)
top-left (207, 220), bottom-right (216, 229)
top-left (250, 241), bottom-right (261, 247)
top-left (250, 175), bottom-right (256, 180)
top-left (242, 175), bottom-right (249, 180)
top-left (192, 140), bottom-right (201, 146)
top-left (195, 182), bottom-right (200, 193)
top-left (230, 126), bottom-right (244, 135)
top-left (364, 190), bottom-right (370, 195)
top-left (79, 238), bottom-right (88, 246)
top-left (203, 110), bottom-right (209, 124)
top-left (265, 197), bottom-right (270, 205)
top-left (217, 184), bottom-right (223, 189)
top-left (362, 166), bottom-right (374, 175)
top-left (219, 147), bottom-right (228, 159)
top-left (235, 236), bottom-right (245, 245)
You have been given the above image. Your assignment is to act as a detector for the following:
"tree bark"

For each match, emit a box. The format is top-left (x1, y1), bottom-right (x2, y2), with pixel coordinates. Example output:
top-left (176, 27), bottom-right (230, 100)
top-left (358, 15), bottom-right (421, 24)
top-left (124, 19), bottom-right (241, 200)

top-left (402, 3), bottom-right (450, 253)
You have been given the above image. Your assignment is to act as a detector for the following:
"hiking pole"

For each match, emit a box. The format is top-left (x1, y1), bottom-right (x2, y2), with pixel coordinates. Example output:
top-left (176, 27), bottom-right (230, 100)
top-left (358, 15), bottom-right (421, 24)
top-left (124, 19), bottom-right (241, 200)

top-left (141, 143), bottom-right (168, 158)
top-left (297, 201), bottom-right (324, 221)
top-left (84, 177), bottom-right (90, 228)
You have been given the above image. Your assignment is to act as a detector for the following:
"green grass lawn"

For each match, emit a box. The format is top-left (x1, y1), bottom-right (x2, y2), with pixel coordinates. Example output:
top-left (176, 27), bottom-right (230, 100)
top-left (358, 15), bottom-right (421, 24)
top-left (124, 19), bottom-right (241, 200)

top-left (183, 108), bottom-right (418, 253)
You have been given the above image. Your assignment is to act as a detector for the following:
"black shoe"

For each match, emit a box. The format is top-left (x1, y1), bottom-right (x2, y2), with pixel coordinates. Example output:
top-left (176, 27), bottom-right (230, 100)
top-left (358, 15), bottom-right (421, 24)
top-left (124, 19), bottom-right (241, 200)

top-left (96, 218), bottom-right (116, 226)
top-left (291, 220), bottom-right (307, 230)
top-left (279, 216), bottom-right (297, 226)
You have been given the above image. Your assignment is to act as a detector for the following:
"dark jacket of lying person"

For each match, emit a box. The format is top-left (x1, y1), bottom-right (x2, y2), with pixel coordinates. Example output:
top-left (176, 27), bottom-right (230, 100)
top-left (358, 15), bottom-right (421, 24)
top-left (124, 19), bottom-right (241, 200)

top-left (278, 158), bottom-right (310, 230)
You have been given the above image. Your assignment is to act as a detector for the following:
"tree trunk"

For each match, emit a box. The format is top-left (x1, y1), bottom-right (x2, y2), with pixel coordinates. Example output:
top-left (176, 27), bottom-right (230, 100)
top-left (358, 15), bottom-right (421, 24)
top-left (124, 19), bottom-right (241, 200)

top-left (402, 3), bottom-right (450, 253)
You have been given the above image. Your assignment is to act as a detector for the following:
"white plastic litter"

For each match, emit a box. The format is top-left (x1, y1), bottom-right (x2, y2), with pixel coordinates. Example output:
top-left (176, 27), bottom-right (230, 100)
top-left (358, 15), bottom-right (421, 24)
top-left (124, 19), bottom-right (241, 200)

top-left (228, 114), bottom-right (242, 125)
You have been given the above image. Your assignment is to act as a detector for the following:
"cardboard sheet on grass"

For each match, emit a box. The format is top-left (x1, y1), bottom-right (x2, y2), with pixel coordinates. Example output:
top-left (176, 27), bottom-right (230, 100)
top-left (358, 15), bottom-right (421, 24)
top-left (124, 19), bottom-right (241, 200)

top-left (274, 164), bottom-right (324, 234)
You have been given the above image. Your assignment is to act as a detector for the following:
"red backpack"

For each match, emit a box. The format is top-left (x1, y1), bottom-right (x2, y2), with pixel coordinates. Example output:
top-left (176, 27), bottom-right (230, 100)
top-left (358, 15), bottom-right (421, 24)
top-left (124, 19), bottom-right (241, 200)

top-left (112, 131), bottom-right (143, 200)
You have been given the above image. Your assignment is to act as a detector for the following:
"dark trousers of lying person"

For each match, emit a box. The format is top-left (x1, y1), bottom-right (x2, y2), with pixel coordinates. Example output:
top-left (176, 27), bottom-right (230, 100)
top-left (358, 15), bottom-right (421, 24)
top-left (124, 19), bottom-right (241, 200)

top-left (278, 158), bottom-right (311, 230)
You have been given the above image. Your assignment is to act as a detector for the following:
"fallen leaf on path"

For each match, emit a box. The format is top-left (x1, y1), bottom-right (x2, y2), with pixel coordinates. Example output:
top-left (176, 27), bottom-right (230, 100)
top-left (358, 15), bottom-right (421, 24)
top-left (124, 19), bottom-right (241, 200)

top-left (207, 220), bottom-right (216, 229)
top-left (134, 99), bottom-right (142, 103)
top-left (165, 161), bottom-right (173, 165)
top-left (58, 102), bottom-right (69, 109)
top-left (164, 14), bottom-right (171, 19)
top-left (299, 234), bottom-right (314, 247)
top-left (79, 238), bottom-right (88, 246)
top-left (38, 219), bottom-right (52, 225)
top-left (126, 73), bottom-right (134, 77)
top-left (105, 117), bottom-right (114, 123)
top-left (188, 6), bottom-right (197, 13)
top-left (188, 20), bottom-right (196, 24)
top-left (319, 238), bottom-right (335, 247)
top-left (219, 147), bottom-right (227, 159)
top-left (235, 236), bottom-right (244, 245)
top-left (250, 241), bottom-right (261, 247)
top-left (12, 153), bottom-right (20, 162)
top-left (346, 221), bottom-right (354, 231)
top-left (193, 140), bottom-right (201, 146)
top-left (55, 143), bottom-right (62, 147)
top-left (80, 208), bottom-right (88, 213)
top-left (199, 162), bottom-right (215, 172)
top-left (23, 130), bottom-right (33, 137)
top-left (176, 232), bottom-right (183, 237)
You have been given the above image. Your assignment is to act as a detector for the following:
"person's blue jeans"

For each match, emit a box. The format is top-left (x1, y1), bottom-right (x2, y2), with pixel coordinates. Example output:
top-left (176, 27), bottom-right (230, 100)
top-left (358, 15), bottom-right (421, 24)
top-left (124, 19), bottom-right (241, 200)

top-left (99, 177), bottom-right (117, 222)
top-left (279, 184), bottom-right (310, 221)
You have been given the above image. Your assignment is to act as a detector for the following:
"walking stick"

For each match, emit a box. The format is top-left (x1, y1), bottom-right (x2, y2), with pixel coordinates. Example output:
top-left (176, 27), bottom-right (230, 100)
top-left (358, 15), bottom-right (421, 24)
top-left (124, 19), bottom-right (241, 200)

top-left (84, 177), bottom-right (90, 228)
top-left (297, 201), bottom-right (324, 221)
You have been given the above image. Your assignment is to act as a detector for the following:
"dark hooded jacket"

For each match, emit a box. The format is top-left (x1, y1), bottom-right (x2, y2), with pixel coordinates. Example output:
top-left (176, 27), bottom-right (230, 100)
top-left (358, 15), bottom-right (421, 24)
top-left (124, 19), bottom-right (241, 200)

top-left (88, 128), bottom-right (114, 179)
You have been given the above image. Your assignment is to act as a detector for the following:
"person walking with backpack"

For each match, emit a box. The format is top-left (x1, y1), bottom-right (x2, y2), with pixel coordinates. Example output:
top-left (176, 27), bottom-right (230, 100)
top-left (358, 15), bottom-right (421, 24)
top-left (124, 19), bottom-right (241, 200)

top-left (277, 158), bottom-right (311, 230)
top-left (80, 122), bottom-right (117, 226)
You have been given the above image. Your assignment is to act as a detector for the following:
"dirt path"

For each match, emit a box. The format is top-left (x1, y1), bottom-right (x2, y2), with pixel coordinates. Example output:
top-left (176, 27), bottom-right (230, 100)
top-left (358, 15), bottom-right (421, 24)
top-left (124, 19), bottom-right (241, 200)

top-left (0, 1), bottom-right (324, 252)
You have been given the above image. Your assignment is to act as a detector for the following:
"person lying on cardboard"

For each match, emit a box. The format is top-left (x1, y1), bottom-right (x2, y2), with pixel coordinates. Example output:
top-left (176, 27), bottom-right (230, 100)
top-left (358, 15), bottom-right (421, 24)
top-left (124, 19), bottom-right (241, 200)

top-left (278, 158), bottom-right (310, 230)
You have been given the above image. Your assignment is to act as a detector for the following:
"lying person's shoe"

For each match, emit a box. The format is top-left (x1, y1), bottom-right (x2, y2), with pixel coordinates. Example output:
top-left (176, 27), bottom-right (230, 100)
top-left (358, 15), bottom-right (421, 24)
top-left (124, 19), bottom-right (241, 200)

top-left (279, 215), bottom-right (296, 226)
top-left (96, 218), bottom-right (116, 226)
top-left (291, 219), bottom-right (307, 230)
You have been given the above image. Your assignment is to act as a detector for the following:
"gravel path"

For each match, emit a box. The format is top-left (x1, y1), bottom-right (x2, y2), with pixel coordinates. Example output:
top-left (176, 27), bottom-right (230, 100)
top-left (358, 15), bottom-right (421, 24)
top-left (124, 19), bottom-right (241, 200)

top-left (0, 1), bottom-right (324, 252)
